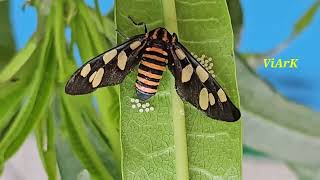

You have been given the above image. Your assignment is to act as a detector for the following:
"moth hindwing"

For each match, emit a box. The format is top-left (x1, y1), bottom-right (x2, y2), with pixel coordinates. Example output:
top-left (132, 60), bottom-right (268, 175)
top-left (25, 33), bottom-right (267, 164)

top-left (168, 41), bottom-right (240, 121)
top-left (65, 34), bottom-right (146, 95)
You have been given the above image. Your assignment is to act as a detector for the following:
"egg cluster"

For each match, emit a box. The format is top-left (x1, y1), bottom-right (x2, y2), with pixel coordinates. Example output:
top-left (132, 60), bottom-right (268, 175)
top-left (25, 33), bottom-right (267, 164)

top-left (191, 52), bottom-right (216, 77)
top-left (130, 98), bottom-right (155, 113)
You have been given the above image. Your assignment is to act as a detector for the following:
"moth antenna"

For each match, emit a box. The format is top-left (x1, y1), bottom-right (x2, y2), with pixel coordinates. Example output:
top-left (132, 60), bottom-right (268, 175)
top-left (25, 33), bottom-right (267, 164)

top-left (128, 16), bottom-right (148, 33)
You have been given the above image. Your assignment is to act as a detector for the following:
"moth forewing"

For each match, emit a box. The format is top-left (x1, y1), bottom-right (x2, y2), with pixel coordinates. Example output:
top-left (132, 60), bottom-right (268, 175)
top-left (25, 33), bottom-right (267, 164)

top-left (65, 34), bottom-right (146, 95)
top-left (168, 42), bottom-right (240, 121)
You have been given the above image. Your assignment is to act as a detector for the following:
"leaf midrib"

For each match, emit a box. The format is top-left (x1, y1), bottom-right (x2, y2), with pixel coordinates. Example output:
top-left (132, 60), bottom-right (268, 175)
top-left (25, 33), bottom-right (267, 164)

top-left (161, 0), bottom-right (189, 179)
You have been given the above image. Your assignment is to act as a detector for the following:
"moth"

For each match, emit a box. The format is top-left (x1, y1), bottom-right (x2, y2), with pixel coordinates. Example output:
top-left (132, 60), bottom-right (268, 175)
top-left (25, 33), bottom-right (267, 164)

top-left (65, 18), bottom-right (241, 122)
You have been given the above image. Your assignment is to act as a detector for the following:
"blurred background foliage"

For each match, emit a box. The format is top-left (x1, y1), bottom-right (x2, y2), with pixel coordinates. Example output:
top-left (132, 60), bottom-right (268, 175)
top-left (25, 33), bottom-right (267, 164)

top-left (0, 0), bottom-right (320, 179)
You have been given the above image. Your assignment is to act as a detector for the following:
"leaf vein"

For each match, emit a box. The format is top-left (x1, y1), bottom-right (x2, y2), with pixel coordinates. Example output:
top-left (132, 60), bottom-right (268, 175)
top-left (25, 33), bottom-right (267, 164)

top-left (187, 132), bottom-right (230, 138)
top-left (190, 167), bottom-right (215, 178)
top-left (180, 39), bottom-right (220, 44)
top-left (176, 0), bottom-right (217, 6)
top-left (177, 17), bottom-right (218, 23)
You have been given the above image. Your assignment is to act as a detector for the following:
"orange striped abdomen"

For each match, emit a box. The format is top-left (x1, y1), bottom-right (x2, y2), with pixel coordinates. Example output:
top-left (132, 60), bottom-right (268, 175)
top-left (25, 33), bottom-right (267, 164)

top-left (136, 47), bottom-right (168, 100)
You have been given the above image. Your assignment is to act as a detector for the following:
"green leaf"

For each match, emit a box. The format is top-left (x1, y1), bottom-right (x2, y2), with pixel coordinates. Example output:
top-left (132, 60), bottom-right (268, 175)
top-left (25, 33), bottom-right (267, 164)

top-left (0, 39), bottom-right (39, 146)
top-left (55, 110), bottom-right (85, 180)
top-left (35, 112), bottom-right (57, 180)
top-left (237, 56), bottom-right (320, 167)
top-left (177, 1), bottom-right (241, 178)
top-left (0, 0), bottom-right (16, 66)
top-left (0, 20), bottom-right (53, 158)
top-left (294, 2), bottom-right (320, 35)
top-left (288, 163), bottom-right (320, 180)
top-left (53, 0), bottom-right (68, 82)
top-left (61, 94), bottom-right (113, 180)
top-left (3, 36), bottom-right (56, 160)
top-left (0, 81), bottom-right (27, 134)
top-left (226, 0), bottom-right (243, 45)
top-left (116, 0), bottom-right (241, 179)
top-left (87, 8), bottom-right (116, 46)
top-left (0, 36), bottom-right (38, 83)
top-left (82, 111), bottom-right (121, 179)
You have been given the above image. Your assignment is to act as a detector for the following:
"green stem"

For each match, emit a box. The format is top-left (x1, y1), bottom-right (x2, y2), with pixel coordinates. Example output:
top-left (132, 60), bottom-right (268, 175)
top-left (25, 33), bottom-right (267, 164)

top-left (162, 0), bottom-right (189, 179)
top-left (53, 0), bottom-right (67, 82)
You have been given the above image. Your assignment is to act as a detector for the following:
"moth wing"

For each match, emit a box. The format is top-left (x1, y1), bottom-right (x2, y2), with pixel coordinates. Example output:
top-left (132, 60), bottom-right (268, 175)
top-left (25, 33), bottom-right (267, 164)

top-left (168, 42), bottom-right (240, 121)
top-left (65, 35), bottom-right (146, 95)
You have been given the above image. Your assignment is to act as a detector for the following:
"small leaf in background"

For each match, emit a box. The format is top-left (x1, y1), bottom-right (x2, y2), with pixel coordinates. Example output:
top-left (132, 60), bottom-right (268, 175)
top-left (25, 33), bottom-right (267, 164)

top-left (35, 112), bottom-right (57, 180)
top-left (61, 94), bottom-right (114, 180)
top-left (293, 2), bottom-right (320, 36)
top-left (0, 35), bottom-right (38, 83)
top-left (0, 18), bottom-right (54, 160)
top-left (237, 56), bottom-right (320, 167)
top-left (288, 163), bottom-right (320, 180)
top-left (0, 0), bottom-right (16, 66)
top-left (56, 119), bottom-right (85, 180)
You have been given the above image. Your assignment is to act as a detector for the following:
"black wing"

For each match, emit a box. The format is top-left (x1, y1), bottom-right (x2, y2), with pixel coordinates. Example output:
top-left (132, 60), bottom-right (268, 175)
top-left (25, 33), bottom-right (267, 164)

top-left (168, 42), bottom-right (241, 122)
top-left (65, 34), bottom-right (147, 95)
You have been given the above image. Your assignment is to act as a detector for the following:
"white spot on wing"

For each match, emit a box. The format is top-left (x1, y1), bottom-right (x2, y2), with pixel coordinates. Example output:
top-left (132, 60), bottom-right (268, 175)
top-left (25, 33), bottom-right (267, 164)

top-left (217, 88), bottom-right (227, 102)
top-left (209, 93), bottom-right (215, 106)
top-left (196, 66), bottom-right (209, 82)
top-left (175, 48), bottom-right (186, 60)
top-left (181, 64), bottom-right (193, 83)
top-left (130, 41), bottom-right (141, 50)
top-left (80, 64), bottom-right (91, 77)
top-left (89, 71), bottom-right (97, 83)
top-left (117, 51), bottom-right (128, 70)
top-left (199, 88), bottom-right (209, 110)
top-left (92, 68), bottom-right (104, 88)
top-left (103, 49), bottom-right (117, 64)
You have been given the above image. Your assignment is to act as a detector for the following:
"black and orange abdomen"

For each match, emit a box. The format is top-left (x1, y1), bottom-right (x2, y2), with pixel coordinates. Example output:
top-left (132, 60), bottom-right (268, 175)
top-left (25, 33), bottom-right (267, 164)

top-left (136, 46), bottom-right (168, 100)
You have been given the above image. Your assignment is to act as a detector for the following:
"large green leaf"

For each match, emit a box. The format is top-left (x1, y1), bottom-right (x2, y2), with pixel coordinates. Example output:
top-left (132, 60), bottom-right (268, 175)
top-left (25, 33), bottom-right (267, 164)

top-left (237, 57), bottom-right (320, 167)
top-left (116, 0), bottom-right (241, 179)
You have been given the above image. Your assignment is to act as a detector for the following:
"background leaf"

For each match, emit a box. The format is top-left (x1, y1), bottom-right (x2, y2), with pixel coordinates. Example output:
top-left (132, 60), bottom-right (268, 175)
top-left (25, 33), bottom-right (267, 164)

top-left (0, 0), bottom-right (16, 66)
top-left (293, 2), bottom-right (320, 36)
top-left (226, 0), bottom-right (243, 45)
top-left (237, 56), bottom-right (320, 166)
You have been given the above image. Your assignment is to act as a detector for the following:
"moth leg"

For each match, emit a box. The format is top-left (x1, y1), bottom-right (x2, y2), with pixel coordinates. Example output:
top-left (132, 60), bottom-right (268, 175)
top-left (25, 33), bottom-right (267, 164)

top-left (128, 16), bottom-right (148, 33)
